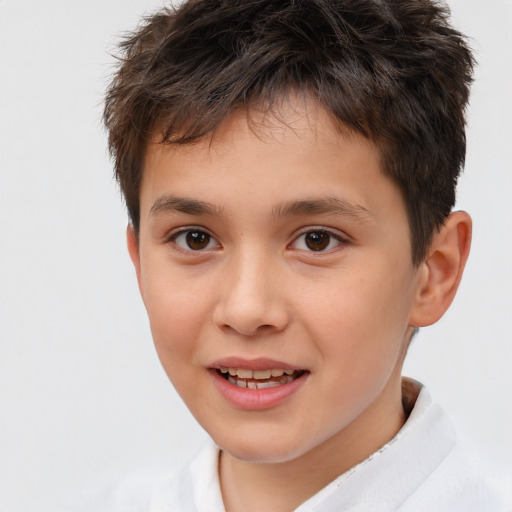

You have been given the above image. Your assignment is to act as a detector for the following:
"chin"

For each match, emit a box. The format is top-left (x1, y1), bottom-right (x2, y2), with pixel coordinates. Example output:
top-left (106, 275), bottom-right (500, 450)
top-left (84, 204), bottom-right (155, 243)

top-left (213, 429), bottom-right (312, 464)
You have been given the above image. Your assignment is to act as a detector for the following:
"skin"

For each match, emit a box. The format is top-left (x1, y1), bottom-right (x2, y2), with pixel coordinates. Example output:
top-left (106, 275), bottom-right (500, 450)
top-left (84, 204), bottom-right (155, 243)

top-left (128, 98), bottom-right (471, 512)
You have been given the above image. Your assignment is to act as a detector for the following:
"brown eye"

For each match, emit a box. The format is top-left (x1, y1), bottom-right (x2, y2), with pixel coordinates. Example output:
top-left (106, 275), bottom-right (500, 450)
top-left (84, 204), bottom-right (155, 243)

top-left (290, 229), bottom-right (346, 252)
top-left (304, 231), bottom-right (331, 251)
top-left (171, 229), bottom-right (219, 251)
top-left (186, 231), bottom-right (211, 250)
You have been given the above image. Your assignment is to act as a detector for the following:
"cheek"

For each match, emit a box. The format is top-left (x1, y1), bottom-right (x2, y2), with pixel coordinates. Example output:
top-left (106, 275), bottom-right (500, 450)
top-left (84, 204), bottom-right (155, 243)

top-left (144, 281), bottom-right (211, 404)
top-left (141, 267), bottom-right (211, 364)
top-left (299, 262), bottom-right (414, 361)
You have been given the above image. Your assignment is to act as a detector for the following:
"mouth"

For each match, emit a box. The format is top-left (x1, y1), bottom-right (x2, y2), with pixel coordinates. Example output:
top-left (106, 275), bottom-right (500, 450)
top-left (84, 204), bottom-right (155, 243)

top-left (209, 359), bottom-right (309, 410)
top-left (215, 367), bottom-right (308, 389)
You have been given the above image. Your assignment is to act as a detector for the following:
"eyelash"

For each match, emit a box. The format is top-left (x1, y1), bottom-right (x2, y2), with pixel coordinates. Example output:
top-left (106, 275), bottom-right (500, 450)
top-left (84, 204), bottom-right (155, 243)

top-left (167, 227), bottom-right (220, 252)
top-left (166, 227), bottom-right (350, 253)
top-left (289, 228), bottom-right (350, 253)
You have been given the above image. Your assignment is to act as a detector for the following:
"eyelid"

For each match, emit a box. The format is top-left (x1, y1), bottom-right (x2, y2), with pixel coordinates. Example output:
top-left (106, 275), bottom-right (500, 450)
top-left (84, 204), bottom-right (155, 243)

top-left (288, 226), bottom-right (351, 252)
top-left (165, 226), bottom-right (221, 252)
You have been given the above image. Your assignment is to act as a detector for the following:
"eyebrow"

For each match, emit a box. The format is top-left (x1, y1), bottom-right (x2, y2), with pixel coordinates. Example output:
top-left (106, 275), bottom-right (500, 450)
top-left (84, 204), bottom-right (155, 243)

top-left (149, 195), bottom-right (224, 217)
top-left (272, 197), bottom-right (373, 221)
top-left (149, 194), bottom-right (372, 222)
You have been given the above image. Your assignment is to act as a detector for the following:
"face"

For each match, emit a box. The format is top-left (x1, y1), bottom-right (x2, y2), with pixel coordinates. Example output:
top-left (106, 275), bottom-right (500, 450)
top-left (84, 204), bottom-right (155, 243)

top-left (131, 99), bottom-right (424, 466)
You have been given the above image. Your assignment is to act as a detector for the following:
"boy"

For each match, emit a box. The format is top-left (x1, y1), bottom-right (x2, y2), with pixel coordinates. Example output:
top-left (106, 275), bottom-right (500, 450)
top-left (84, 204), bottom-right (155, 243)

top-left (103, 0), bottom-right (506, 510)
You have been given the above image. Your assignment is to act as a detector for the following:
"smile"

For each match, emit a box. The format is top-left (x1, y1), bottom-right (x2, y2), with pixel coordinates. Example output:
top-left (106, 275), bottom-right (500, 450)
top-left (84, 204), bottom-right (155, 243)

top-left (210, 361), bottom-right (309, 410)
top-left (217, 367), bottom-right (305, 389)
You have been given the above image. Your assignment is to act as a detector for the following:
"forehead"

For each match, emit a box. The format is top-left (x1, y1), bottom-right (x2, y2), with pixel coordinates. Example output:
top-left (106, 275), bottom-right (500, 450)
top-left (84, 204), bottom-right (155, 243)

top-left (147, 94), bottom-right (368, 160)
top-left (140, 97), bottom-right (401, 225)
top-left (145, 98), bottom-right (376, 176)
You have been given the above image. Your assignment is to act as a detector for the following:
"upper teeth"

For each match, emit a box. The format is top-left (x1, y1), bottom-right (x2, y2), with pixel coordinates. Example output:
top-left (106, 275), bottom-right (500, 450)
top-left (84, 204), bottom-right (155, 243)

top-left (220, 367), bottom-right (295, 379)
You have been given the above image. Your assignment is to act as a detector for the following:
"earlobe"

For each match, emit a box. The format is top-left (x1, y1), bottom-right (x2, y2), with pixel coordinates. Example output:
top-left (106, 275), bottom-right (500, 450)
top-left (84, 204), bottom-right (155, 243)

top-left (410, 211), bottom-right (472, 327)
top-left (126, 224), bottom-right (144, 299)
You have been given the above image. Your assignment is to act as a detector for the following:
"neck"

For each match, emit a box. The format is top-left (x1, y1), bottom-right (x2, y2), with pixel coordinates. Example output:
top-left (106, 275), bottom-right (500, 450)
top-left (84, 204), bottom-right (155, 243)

top-left (219, 376), bottom-right (407, 512)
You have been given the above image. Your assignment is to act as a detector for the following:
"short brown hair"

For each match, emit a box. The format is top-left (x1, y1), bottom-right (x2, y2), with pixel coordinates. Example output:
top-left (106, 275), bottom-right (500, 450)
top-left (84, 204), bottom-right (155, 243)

top-left (104, 0), bottom-right (474, 264)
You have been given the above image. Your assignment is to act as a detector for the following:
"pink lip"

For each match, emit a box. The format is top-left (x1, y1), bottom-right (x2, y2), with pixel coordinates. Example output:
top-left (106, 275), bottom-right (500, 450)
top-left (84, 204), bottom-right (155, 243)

top-left (210, 356), bottom-right (301, 371)
top-left (208, 360), bottom-right (309, 411)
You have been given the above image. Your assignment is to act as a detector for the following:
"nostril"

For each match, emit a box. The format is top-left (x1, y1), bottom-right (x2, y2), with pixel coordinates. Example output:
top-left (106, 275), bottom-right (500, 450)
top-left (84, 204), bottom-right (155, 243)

top-left (212, 272), bottom-right (290, 335)
top-left (218, 322), bottom-right (282, 337)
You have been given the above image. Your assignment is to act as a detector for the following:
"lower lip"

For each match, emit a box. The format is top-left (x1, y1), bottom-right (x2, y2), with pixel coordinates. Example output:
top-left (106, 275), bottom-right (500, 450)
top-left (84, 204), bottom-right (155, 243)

top-left (209, 369), bottom-right (309, 411)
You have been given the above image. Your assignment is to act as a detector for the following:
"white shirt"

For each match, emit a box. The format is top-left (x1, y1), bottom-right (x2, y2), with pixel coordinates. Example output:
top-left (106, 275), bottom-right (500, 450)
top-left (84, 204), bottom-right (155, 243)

top-left (147, 380), bottom-right (508, 512)
top-left (77, 381), bottom-right (508, 511)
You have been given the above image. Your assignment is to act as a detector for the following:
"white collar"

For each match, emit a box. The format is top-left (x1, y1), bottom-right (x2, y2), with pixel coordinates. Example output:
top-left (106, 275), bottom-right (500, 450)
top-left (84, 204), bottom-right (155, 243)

top-left (152, 379), bottom-right (457, 511)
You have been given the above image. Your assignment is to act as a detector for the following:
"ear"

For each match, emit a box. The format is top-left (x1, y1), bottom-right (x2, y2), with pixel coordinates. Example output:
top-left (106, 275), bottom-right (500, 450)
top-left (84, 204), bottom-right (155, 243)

top-left (126, 224), bottom-right (144, 300)
top-left (410, 211), bottom-right (472, 327)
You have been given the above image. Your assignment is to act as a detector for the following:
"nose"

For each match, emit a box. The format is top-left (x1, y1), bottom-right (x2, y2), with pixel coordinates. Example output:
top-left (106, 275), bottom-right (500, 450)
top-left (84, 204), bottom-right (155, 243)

top-left (213, 250), bottom-right (290, 337)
